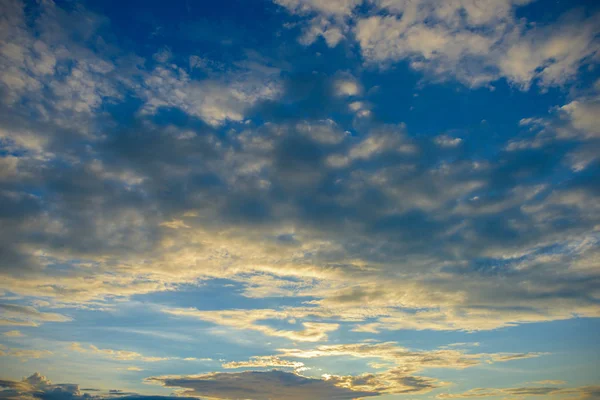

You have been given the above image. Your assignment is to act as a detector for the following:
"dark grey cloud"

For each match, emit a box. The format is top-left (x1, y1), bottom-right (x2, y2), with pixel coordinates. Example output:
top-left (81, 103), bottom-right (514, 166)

top-left (0, 373), bottom-right (191, 400)
top-left (147, 370), bottom-right (377, 400)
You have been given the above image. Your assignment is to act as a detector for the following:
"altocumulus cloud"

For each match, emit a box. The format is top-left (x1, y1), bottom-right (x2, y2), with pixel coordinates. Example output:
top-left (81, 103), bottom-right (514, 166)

top-left (276, 0), bottom-right (600, 89)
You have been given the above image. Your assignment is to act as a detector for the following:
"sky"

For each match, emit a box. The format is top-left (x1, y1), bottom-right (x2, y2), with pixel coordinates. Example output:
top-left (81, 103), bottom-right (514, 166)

top-left (0, 0), bottom-right (599, 399)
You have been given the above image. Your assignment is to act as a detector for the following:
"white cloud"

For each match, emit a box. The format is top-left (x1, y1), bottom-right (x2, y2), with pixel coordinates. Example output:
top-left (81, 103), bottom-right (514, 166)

top-left (222, 355), bottom-right (306, 371)
top-left (508, 90), bottom-right (600, 169)
top-left (333, 76), bottom-right (362, 97)
top-left (327, 124), bottom-right (416, 167)
top-left (0, 0), bottom-right (121, 113)
top-left (296, 119), bottom-right (348, 144)
top-left (498, 13), bottom-right (600, 89)
top-left (560, 100), bottom-right (600, 139)
top-left (299, 17), bottom-right (347, 47)
top-left (163, 307), bottom-right (340, 342)
top-left (277, 0), bottom-right (600, 89)
top-left (275, 0), bottom-right (361, 17)
top-left (139, 63), bottom-right (281, 126)
top-left (434, 135), bottom-right (463, 147)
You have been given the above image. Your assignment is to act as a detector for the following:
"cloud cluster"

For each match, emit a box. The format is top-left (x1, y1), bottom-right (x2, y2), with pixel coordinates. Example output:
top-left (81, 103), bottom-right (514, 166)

top-left (0, 372), bottom-right (86, 400)
top-left (277, 341), bottom-right (543, 372)
top-left (2, 71), bottom-right (599, 333)
top-left (202, 341), bottom-right (545, 397)
top-left (277, 0), bottom-right (600, 89)
top-left (147, 343), bottom-right (549, 400)
top-left (0, 372), bottom-right (188, 400)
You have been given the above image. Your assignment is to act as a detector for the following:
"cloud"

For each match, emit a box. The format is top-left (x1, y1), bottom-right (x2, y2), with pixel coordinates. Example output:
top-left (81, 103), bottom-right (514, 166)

top-left (211, 342), bottom-right (544, 393)
top-left (437, 384), bottom-right (600, 399)
top-left (532, 380), bottom-right (566, 385)
top-left (434, 135), bottom-right (463, 148)
top-left (138, 61), bottom-right (282, 126)
top-left (560, 99), bottom-right (600, 140)
top-left (298, 17), bottom-right (347, 47)
top-left (0, 372), bottom-right (82, 400)
top-left (275, 0), bottom-right (361, 17)
top-left (274, 0), bottom-right (362, 46)
top-left (69, 342), bottom-right (182, 363)
top-left (334, 77), bottom-right (362, 97)
top-left (0, 304), bottom-right (71, 326)
top-left (356, 5), bottom-right (600, 89)
top-left (222, 356), bottom-right (306, 371)
top-left (162, 308), bottom-right (340, 342)
top-left (327, 124), bottom-right (416, 167)
top-left (324, 368), bottom-right (441, 396)
top-left (278, 342), bottom-right (544, 374)
top-left (2, 330), bottom-right (23, 337)
top-left (348, 101), bottom-right (372, 118)
top-left (147, 370), bottom-right (378, 399)
top-left (2, 102), bottom-right (598, 334)
top-left (2, 101), bottom-right (599, 334)
top-left (498, 11), bottom-right (600, 88)
top-left (148, 367), bottom-right (444, 398)
top-left (296, 119), bottom-right (348, 144)
top-left (508, 87), bottom-right (600, 170)
top-left (0, 0), bottom-right (121, 115)
top-left (0, 345), bottom-right (53, 361)
top-left (0, 372), bottom-right (189, 400)
top-left (276, 0), bottom-right (600, 89)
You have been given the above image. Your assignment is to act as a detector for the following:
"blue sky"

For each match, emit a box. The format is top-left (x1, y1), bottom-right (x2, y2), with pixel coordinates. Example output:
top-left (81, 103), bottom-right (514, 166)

top-left (1, 0), bottom-right (600, 399)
